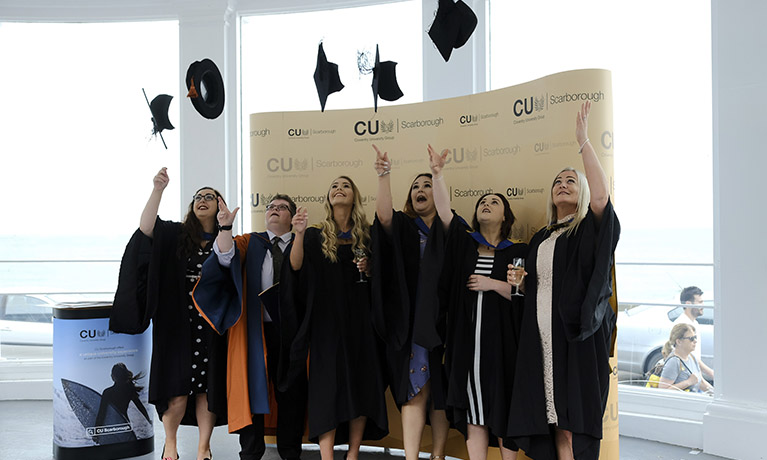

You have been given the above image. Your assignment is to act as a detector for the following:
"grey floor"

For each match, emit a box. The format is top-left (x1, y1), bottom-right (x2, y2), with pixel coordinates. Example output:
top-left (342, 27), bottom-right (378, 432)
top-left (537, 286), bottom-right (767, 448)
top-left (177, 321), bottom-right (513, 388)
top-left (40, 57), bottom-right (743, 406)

top-left (0, 400), bottom-right (730, 460)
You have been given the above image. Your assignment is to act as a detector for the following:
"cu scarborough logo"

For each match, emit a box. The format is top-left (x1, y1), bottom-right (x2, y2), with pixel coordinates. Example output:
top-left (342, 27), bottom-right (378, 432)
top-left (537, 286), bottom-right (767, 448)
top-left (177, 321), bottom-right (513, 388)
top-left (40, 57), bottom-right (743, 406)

top-left (79, 328), bottom-right (111, 340)
top-left (506, 187), bottom-right (525, 199)
top-left (353, 120), bottom-right (395, 136)
top-left (444, 147), bottom-right (478, 164)
top-left (459, 114), bottom-right (478, 126)
top-left (266, 157), bottom-right (310, 173)
top-left (287, 127), bottom-right (310, 139)
top-left (513, 94), bottom-right (547, 117)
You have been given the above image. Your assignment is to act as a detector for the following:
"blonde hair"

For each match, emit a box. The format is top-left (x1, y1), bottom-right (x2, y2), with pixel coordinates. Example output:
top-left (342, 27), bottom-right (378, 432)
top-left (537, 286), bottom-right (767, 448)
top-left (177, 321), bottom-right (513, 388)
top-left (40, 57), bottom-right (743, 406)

top-left (546, 167), bottom-right (590, 236)
top-left (315, 176), bottom-right (371, 263)
top-left (662, 323), bottom-right (696, 359)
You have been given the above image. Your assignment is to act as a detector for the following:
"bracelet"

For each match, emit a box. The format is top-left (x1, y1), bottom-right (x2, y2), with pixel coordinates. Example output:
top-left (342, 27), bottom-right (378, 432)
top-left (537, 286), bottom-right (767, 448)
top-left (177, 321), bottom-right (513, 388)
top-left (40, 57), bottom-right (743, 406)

top-left (218, 224), bottom-right (233, 231)
top-left (377, 169), bottom-right (391, 177)
top-left (432, 174), bottom-right (444, 181)
top-left (578, 138), bottom-right (590, 153)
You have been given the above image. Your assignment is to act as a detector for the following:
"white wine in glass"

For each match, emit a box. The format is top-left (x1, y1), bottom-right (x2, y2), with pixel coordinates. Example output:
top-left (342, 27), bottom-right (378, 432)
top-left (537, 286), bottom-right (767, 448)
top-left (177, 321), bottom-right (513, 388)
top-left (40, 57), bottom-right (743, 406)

top-left (511, 257), bottom-right (525, 297)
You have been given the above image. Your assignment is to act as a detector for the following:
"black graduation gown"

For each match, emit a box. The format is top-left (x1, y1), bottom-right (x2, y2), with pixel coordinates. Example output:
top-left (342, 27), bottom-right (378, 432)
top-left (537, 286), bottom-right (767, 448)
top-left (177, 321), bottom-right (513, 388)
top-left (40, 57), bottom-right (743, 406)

top-left (111, 217), bottom-right (227, 426)
top-left (371, 211), bottom-right (448, 408)
top-left (440, 217), bottom-right (526, 443)
top-left (507, 201), bottom-right (620, 460)
top-left (278, 227), bottom-right (388, 443)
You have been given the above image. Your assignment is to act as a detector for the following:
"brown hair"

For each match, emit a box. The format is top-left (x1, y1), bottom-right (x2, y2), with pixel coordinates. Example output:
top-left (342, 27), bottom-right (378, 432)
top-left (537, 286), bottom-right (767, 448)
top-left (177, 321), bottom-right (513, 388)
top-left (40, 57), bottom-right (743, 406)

top-left (402, 173), bottom-right (432, 219)
top-left (178, 186), bottom-right (223, 259)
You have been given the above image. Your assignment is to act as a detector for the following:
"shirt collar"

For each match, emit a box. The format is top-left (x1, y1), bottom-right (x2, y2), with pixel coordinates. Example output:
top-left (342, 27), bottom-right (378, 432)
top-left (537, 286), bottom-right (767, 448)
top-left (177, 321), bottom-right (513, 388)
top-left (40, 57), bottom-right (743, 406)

top-left (266, 229), bottom-right (292, 244)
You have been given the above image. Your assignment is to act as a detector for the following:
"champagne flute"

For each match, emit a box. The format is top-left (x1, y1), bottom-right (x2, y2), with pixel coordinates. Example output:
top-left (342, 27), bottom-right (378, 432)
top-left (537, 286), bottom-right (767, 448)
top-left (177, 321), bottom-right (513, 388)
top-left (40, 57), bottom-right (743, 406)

top-left (353, 248), bottom-right (368, 283)
top-left (511, 257), bottom-right (525, 296)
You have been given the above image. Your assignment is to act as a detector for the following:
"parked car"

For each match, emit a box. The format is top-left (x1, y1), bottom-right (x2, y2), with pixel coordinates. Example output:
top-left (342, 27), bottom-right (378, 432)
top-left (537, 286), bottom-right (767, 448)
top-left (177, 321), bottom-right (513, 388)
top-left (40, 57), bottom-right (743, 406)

top-left (0, 294), bottom-right (56, 346)
top-left (616, 304), bottom-right (714, 379)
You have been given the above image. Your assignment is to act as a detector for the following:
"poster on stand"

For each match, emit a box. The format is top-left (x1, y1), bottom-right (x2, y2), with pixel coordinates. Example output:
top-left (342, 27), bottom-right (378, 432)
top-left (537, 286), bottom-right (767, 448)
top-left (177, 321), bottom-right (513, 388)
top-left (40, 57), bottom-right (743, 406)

top-left (53, 310), bottom-right (153, 453)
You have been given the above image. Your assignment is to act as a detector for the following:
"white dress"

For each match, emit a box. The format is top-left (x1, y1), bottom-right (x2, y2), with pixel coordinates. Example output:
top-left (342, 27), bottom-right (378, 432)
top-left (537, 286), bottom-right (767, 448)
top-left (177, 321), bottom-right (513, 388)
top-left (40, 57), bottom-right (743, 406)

top-left (535, 216), bottom-right (573, 424)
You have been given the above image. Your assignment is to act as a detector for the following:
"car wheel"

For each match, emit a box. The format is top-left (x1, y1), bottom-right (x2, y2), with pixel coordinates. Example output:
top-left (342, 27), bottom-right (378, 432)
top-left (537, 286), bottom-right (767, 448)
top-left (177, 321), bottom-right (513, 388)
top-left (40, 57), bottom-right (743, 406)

top-left (644, 349), bottom-right (663, 375)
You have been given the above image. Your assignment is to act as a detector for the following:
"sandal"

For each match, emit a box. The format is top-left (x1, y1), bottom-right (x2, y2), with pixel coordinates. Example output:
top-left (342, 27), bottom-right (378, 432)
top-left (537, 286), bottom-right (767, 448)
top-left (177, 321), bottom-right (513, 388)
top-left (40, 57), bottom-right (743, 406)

top-left (161, 443), bottom-right (179, 460)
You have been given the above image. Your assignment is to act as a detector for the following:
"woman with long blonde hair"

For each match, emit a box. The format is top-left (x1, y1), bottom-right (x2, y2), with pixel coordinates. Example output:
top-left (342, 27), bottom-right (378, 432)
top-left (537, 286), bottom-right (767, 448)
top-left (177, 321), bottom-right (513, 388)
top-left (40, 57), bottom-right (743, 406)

top-left (507, 101), bottom-right (620, 460)
top-left (282, 176), bottom-right (388, 460)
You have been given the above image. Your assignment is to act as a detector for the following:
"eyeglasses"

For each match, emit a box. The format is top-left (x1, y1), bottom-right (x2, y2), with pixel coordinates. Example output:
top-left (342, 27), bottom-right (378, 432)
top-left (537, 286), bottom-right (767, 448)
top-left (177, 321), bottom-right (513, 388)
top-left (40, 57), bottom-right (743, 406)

top-left (193, 193), bottom-right (217, 202)
top-left (680, 335), bottom-right (698, 342)
top-left (266, 204), bottom-right (290, 212)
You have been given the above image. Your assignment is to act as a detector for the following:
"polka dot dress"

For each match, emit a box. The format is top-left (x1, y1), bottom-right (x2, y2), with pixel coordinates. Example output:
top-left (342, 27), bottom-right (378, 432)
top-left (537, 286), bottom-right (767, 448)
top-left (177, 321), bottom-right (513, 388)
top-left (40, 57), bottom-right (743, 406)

top-left (186, 241), bottom-right (212, 395)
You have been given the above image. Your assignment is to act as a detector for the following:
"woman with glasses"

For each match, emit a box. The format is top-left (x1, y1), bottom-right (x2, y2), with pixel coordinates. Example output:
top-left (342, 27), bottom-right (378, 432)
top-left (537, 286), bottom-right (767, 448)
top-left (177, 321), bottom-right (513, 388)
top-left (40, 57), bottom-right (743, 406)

top-left (112, 167), bottom-right (227, 460)
top-left (281, 176), bottom-right (388, 460)
top-left (506, 102), bottom-right (620, 460)
top-left (658, 323), bottom-right (713, 393)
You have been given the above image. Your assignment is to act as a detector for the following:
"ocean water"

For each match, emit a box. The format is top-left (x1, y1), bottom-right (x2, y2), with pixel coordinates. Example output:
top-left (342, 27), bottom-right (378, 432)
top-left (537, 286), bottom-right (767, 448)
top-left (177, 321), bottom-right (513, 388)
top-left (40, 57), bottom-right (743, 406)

top-left (0, 228), bottom-right (714, 305)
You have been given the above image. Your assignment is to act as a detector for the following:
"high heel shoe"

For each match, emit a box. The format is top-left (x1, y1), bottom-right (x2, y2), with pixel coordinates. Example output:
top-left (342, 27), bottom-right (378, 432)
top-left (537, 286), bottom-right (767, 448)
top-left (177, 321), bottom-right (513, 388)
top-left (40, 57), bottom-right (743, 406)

top-left (161, 443), bottom-right (179, 460)
top-left (203, 449), bottom-right (212, 460)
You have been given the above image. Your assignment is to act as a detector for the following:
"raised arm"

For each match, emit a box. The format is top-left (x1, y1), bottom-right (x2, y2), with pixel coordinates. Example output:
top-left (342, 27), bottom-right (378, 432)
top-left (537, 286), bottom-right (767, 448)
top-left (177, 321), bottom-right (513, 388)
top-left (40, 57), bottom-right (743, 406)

top-left (428, 144), bottom-right (452, 230)
top-left (576, 101), bottom-right (609, 221)
top-left (289, 207), bottom-right (309, 271)
top-left (139, 167), bottom-right (169, 238)
top-left (373, 144), bottom-right (394, 232)
top-left (215, 196), bottom-right (239, 253)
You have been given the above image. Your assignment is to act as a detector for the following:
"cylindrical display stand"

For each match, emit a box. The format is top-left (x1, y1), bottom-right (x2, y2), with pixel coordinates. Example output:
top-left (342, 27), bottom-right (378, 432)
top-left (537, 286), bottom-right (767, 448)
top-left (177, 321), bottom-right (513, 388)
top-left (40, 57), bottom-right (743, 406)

top-left (52, 303), bottom-right (154, 460)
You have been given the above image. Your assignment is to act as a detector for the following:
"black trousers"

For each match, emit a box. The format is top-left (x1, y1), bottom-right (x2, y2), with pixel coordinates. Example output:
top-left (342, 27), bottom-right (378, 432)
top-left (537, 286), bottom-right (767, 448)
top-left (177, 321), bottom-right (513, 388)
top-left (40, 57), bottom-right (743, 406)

top-left (237, 321), bottom-right (308, 460)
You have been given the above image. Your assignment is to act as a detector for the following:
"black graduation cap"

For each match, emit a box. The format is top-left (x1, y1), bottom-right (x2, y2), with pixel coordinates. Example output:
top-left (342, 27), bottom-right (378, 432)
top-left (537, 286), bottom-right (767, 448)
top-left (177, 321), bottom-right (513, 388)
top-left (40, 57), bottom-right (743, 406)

top-left (371, 45), bottom-right (404, 112)
top-left (428, 0), bottom-right (478, 62)
top-left (313, 42), bottom-right (344, 112)
top-left (185, 58), bottom-right (225, 120)
top-left (142, 88), bottom-right (174, 149)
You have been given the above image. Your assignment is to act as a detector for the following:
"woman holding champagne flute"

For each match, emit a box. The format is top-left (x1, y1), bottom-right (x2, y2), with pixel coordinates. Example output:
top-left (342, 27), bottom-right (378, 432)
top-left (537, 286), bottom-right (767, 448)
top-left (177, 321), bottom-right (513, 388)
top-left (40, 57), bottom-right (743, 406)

top-left (428, 145), bottom-right (527, 460)
top-left (506, 101), bottom-right (620, 460)
top-left (280, 176), bottom-right (388, 460)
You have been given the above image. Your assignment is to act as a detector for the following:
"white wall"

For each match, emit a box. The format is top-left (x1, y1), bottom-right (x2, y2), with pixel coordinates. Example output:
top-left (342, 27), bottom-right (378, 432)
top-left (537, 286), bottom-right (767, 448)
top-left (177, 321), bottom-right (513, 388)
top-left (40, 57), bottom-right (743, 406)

top-left (705, 1), bottom-right (767, 459)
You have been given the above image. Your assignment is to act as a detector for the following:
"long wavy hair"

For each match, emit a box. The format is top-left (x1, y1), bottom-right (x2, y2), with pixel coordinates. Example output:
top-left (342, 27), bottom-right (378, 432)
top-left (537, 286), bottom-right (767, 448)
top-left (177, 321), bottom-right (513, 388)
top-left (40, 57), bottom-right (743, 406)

top-left (662, 323), bottom-right (696, 359)
top-left (402, 173), bottom-right (433, 219)
top-left (178, 186), bottom-right (223, 260)
top-left (315, 176), bottom-right (370, 263)
top-left (111, 363), bottom-right (145, 393)
top-left (546, 167), bottom-right (590, 237)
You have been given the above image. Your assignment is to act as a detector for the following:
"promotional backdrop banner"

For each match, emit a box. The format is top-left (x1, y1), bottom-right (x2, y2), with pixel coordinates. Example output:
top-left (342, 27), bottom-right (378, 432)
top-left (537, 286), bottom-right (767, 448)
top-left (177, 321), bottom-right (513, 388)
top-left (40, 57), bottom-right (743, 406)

top-left (250, 69), bottom-right (617, 459)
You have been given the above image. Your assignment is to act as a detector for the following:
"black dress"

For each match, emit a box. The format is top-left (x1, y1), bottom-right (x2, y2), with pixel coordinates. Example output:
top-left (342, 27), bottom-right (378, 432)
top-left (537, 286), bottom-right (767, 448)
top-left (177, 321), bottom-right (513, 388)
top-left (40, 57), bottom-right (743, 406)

top-left (371, 211), bottom-right (448, 408)
top-left (279, 227), bottom-right (388, 443)
top-left (440, 217), bottom-right (527, 444)
top-left (111, 217), bottom-right (227, 426)
top-left (507, 201), bottom-right (619, 460)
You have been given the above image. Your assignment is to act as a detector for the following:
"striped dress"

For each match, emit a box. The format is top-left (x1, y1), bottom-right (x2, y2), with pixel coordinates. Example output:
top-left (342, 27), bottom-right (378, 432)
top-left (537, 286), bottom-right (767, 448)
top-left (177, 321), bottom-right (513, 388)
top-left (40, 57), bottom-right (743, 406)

top-left (466, 254), bottom-right (494, 425)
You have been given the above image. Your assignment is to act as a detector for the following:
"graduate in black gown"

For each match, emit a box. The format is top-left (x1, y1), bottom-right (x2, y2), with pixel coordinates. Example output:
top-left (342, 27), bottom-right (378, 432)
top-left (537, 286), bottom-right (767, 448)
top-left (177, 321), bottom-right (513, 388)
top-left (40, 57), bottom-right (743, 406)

top-left (371, 144), bottom-right (450, 460)
top-left (282, 176), bottom-right (388, 460)
top-left (111, 168), bottom-right (227, 460)
top-left (429, 146), bottom-right (527, 460)
top-left (506, 101), bottom-right (620, 460)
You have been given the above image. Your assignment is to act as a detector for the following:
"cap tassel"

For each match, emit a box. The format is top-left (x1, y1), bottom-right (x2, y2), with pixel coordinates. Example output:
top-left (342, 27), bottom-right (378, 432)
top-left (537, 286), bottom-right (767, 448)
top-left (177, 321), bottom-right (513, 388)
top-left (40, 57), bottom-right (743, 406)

top-left (187, 78), bottom-right (199, 98)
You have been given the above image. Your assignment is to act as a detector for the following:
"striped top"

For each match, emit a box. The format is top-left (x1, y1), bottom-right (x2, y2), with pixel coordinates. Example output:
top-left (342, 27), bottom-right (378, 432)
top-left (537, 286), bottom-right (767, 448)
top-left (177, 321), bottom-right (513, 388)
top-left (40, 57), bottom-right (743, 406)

top-left (474, 255), bottom-right (494, 276)
top-left (467, 253), bottom-right (494, 426)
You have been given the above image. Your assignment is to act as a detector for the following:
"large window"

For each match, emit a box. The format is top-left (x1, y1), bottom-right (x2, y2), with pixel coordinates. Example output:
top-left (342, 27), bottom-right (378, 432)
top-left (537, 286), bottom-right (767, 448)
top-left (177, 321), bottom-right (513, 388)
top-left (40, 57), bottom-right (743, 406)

top-left (490, 0), bottom-right (713, 392)
top-left (0, 21), bottom-right (180, 361)
top-left (240, 1), bottom-right (423, 230)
